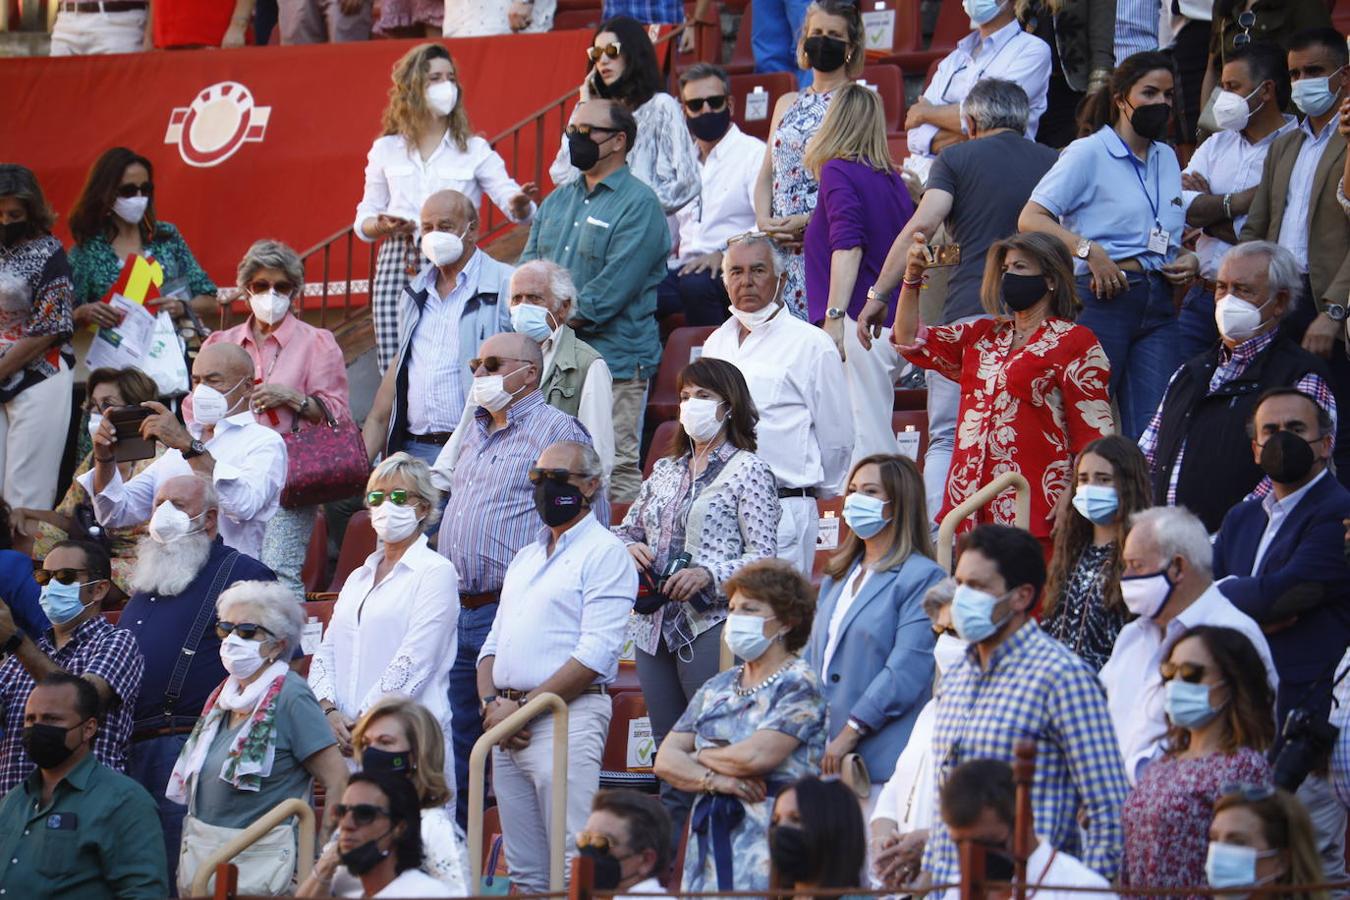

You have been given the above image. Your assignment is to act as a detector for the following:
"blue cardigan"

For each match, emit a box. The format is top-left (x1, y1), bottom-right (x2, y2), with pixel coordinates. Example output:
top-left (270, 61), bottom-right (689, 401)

top-left (803, 552), bottom-right (945, 781)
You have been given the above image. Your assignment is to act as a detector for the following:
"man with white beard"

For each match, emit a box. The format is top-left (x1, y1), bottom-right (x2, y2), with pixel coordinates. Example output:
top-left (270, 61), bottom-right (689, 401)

top-left (119, 474), bottom-right (274, 887)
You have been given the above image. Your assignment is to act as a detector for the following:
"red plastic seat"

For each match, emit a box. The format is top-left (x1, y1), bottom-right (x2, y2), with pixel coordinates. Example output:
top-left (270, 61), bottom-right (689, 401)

top-left (728, 71), bottom-right (797, 141)
top-left (553, 7), bottom-right (603, 30)
top-left (644, 420), bottom-right (681, 477)
top-left (671, 0), bottom-right (722, 77)
top-left (601, 691), bottom-right (652, 773)
top-left (300, 509), bottom-right (330, 595)
top-left (812, 495), bottom-right (851, 583)
top-left (894, 387), bottom-right (926, 411)
top-left (862, 63), bottom-right (905, 135)
top-left (294, 598), bottom-right (337, 678)
top-left (647, 326), bottom-right (717, 423)
top-left (327, 510), bottom-right (376, 594)
top-left (725, 2), bottom-right (755, 74)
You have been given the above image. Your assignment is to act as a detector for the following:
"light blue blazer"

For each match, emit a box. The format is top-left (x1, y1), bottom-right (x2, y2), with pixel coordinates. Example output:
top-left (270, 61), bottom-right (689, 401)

top-left (803, 552), bottom-right (945, 782)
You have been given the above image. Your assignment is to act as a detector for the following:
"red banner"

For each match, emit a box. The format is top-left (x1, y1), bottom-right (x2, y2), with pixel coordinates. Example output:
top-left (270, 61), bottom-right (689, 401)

top-left (0, 31), bottom-right (591, 288)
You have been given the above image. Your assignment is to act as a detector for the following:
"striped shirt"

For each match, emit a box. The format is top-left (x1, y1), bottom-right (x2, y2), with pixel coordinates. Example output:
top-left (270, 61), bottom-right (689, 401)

top-left (1114, 0), bottom-right (1160, 64)
top-left (437, 390), bottom-right (607, 593)
top-left (601, 0), bottom-right (683, 23)
top-left (406, 251), bottom-right (479, 434)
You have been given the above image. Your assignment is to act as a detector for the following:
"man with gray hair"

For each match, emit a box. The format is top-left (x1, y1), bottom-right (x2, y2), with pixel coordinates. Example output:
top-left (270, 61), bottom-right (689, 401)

top-left (859, 79), bottom-right (1058, 521)
top-left (1139, 240), bottom-right (1335, 532)
top-left (1100, 506), bottom-right (1277, 782)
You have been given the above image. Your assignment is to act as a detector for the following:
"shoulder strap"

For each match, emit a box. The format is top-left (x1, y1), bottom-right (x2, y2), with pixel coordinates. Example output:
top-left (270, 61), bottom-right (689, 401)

top-left (161, 551), bottom-right (240, 718)
top-left (684, 451), bottom-right (756, 561)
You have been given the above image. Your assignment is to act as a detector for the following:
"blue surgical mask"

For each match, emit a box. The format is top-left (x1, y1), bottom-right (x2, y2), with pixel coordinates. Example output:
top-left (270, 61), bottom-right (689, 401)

top-left (1164, 678), bottom-right (1221, 728)
top-left (1205, 841), bottom-right (1278, 889)
top-left (842, 492), bottom-right (890, 539)
top-left (1291, 67), bottom-right (1345, 117)
top-left (723, 613), bottom-right (780, 662)
top-left (950, 584), bottom-right (1011, 643)
top-left (38, 580), bottom-right (98, 626)
top-left (1071, 484), bottom-right (1119, 525)
top-left (962, 0), bottom-right (1004, 26)
top-left (510, 303), bottom-right (555, 342)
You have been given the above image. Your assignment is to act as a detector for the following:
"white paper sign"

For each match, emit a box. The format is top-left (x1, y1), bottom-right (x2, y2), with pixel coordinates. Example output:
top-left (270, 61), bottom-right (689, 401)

top-left (745, 87), bottom-right (769, 122)
top-left (689, 345), bottom-right (704, 363)
top-left (627, 716), bottom-right (656, 769)
top-left (896, 426), bottom-right (921, 461)
top-left (619, 637), bottom-right (636, 664)
top-left (862, 8), bottom-right (895, 52)
top-left (301, 619), bottom-right (324, 656)
top-left (85, 294), bottom-right (156, 372)
top-left (816, 514), bottom-right (840, 550)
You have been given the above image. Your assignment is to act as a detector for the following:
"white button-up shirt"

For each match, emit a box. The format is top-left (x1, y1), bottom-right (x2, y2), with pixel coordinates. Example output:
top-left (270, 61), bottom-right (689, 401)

top-left (406, 252), bottom-right (480, 434)
top-left (1099, 583), bottom-right (1278, 782)
top-left (1252, 469), bottom-right (1328, 573)
top-left (702, 305), bottom-right (853, 493)
top-left (353, 132), bottom-right (534, 238)
top-left (673, 125), bottom-right (765, 264)
top-left (945, 838), bottom-right (1117, 900)
top-left (542, 331), bottom-right (615, 479)
top-left (1182, 115), bottom-right (1298, 279)
top-left (479, 514), bottom-right (636, 691)
top-left (908, 19), bottom-right (1051, 157)
top-left (77, 411), bottom-right (287, 561)
top-left (1278, 115), bottom-right (1339, 273)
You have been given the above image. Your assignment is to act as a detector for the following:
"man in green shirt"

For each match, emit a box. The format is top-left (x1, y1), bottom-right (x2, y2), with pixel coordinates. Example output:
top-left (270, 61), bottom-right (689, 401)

top-left (0, 673), bottom-right (167, 900)
top-left (520, 98), bottom-right (671, 502)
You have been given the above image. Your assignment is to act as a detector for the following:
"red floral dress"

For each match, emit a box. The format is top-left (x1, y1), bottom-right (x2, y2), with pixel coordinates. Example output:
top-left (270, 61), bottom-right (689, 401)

top-left (900, 317), bottom-right (1112, 539)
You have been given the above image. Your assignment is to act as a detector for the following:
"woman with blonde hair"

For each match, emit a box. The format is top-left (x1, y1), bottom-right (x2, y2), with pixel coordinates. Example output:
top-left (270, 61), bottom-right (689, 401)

top-left (1208, 786), bottom-right (1327, 900)
top-left (892, 231), bottom-right (1113, 553)
top-left (354, 42), bottom-right (537, 371)
top-left (802, 81), bottom-right (914, 463)
top-left (803, 453), bottom-right (942, 808)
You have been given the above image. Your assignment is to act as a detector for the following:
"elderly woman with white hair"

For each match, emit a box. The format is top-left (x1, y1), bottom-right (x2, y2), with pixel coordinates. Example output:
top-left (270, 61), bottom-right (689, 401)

top-left (309, 453), bottom-right (459, 788)
top-left (169, 579), bottom-right (348, 897)
top-left (186, 239), bottom-right (353, 597)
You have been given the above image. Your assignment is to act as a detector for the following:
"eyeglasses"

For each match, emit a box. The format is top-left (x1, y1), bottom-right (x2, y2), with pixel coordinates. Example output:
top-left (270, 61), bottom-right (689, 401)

top-left (468, 355), bottom-right (531, 374)
top-left (366, 489), bottom-right (411, 507)
top-left (116, 182), bottom-right (154, 198)
top-left (528, 467), bottom-right (585, 485)
top-left (247, 279), bottom-right (295, 296)
top-left (334, 803), bottom-right (390, 827)
top-left (586, 42), bottom-right (622, 62)
top-left (1220, 782), bottom-right (1276, 803)
top-left (1232, 10), bottom-right (1256, 47)
top-left (215, 621), bottom-right (275, 641)
top-left (684, 95), bottom-right (728, 114)
top-left (33, 568), bottom-right (99, 587)
top-left (1159, 660), bottom-right (1208, 684)
top-left (565, 123), bottom-right (621, 141)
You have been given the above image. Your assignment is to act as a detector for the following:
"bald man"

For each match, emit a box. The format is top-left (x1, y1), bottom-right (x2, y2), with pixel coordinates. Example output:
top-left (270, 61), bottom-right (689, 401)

top-left (363, 189), bottom-right (516, 464)
top-left (80, 342), bottom-right (288, 560)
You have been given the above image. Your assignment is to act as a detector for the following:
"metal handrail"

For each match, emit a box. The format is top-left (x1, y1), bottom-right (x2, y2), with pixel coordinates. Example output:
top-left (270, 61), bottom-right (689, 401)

top-left (187, 797), bottom-right (316, 897)
top-left (936, 471), bottom-right (1031, 571)
top-left (468, 692), bottom-right (569, 892)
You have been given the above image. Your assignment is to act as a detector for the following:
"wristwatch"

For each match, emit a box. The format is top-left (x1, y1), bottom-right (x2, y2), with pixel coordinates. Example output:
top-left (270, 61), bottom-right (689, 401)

top-left (0, 632), bottom-right (22, 658)
top-left (825, 307), bottom-right (846, 320)
top-left (480, 695), bottom-right (499, 715)
top-left (1325, 303), bottom-right (1348, 322)
top-left (182, 439), bottom-right (207, 460)
top-left (1075, 239), bottom-right (1093, 260)
top-left (865, 285), bottom-right (883, 303)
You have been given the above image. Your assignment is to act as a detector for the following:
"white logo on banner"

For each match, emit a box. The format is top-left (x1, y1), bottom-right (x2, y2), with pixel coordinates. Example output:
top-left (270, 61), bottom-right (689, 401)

top-left (164, 81), bottom-right (271, 168)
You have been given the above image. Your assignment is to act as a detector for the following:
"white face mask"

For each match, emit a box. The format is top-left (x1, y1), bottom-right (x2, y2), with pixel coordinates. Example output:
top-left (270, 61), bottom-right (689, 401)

top-left (470, 369), bottom-right (526, 412)
top-left (87, 412), bottom-right (103, 443)
top-left (426, 80), bottom-right (459, 116)
top-left (510, 303), bottom-right (556, 343)
top-left (680, 397), bottom-right (724, 443)
top-left (369, 501), bottom-right (421, 544)
top-left (219, 632), bottom-right (268, 680)
top-left (1212, 84), bottom-right (1265, 132)
top-left (149, 500), bottom-right (204, 545)
top-left (933, 632), bottom-right (968, 677)
top-left (1214, 293), bottom-right (1273, 343)
top-left (112, 195), bottom-right (149, 225)
top-left (248, 288), bottom-right (291, 326)
top-left (192, 377), bottom-right (246, 425)
top-left (422, 230), bottom-right (465, 267)
top-left (728, 300), bottom-right (780, 332)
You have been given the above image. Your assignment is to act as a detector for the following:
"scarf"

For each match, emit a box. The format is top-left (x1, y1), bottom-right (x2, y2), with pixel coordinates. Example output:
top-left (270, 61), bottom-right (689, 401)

top-left (166, 661), bottom-right (289, 805)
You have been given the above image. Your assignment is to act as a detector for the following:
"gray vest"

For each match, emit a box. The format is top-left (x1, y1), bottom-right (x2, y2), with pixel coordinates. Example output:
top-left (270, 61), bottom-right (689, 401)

top-left (543, 327), bottom-right (603, 418)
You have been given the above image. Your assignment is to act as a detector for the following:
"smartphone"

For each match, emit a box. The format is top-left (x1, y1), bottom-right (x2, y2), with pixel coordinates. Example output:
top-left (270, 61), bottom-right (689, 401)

top-left (926, 243), bottom-right (961, 267)
top-left (106, 406), bottom-right (155, 463)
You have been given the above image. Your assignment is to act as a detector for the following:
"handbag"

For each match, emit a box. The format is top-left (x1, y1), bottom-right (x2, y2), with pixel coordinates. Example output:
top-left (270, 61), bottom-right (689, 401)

top-left (177, 811), bottom-right (297, 896)
top-left (279, 395), bottom-right (369, 509)
top-left (478, 835), bottom-right (512, 896)
top-left (840, 752), bottom-right (872, 801)
top-left (140, 310), bottom-right (191, 397)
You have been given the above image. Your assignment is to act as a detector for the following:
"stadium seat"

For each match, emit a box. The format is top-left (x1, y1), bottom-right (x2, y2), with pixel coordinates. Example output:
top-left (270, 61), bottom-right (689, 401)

top-left (327, 509), bottom-right (376, 594)
top-left (862, 0), bottom-right (939, 76)
top-left (862, 63), bottom-right (905, 136)
top-left (600, 691), bottom-right (659, 791)
top-left (294, 598), bottom-right (336, 678)
top-left (725, 2), bottom-right (755, 74)
top-left (812, 495), bottom-right (850, 584)
top-left (300, 509), bottom-right (330, 595)
top-left (926, 0), bottom-right (971, 61)
top-left (103, 610), bottom-right (121, 626)
top-left (729, 71), bottom-right (797, 141)
top-left (648, 326), bottom-right (718, 423)
top-left (554, 7), bottom-right (603, 30)
top-left (644, 420), bottom-right (681, 476)
top-left (895, 387), bottom-right (926, 411)
top-left (611, 500), bottom-right (632, 528)
top-left (671, 0), bottom-right (722, 76)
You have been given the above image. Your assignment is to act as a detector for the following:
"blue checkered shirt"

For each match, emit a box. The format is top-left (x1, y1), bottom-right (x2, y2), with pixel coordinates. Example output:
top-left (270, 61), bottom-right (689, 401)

top-left (601, 0), bottom-right (684, 22)
top-left (922, 622), bottom-right (1128, 883)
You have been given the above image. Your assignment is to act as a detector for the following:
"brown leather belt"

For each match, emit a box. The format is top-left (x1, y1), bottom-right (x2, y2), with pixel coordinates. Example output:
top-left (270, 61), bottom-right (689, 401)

top-left (407, 431), bottom-right (453, 445)
top-left (460, 590), bottom-right (500, 610)
top-left (499, 685), bottom-right (605, 702)
top-left (60, 1), bottom-right (147, 11)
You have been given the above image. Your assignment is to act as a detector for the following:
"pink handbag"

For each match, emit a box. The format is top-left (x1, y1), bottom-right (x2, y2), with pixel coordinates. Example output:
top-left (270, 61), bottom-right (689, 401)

top-left (279, 396), bottom-right (369, 509)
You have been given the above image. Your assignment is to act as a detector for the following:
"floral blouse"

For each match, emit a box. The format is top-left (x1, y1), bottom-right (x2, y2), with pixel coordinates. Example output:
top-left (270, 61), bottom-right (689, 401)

top-left (772, 87), bottom-right (837, 320)
top-left (1043, 542), bottom-right (1127, 672)
top-left (68, 223), bottom-right (216, 306)
top-left (614, 442), bottom-right (780, 656)
top-left (900, 317), bottom-right (1113, 540)
top-left (0, 235), bottom-right (74, 400)
top-left (1122, 749), bottom-right (1271, 897)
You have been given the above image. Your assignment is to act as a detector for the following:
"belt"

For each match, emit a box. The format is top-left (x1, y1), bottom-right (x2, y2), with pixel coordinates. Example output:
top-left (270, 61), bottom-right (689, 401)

top-left (498, 685), bottom-right (605, 702)
top-left (1115, 257), bottom-right (1146, 274)
top-left (460, 590), bottom-right (500, 610)
top-left (777, 486), bottom-right (817, 499)
top-left (60, 0), bottom-right (147, 10)
top-left (132, 723), bottom-right (197, 742)
top-left (407, 431), bottom-right (453, 445)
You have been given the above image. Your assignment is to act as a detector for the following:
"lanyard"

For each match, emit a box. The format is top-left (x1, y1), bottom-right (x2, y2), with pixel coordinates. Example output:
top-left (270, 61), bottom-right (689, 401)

top-left (939, 32), bottom-right (1016, 102)
top-left (1115, 130), bottom-right (1160, 224)
top-left (1024, 848), bottom-right (1059, 900)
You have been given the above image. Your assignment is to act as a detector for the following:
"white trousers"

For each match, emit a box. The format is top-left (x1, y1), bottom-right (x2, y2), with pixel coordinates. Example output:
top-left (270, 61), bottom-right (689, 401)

top-left (775, 496), bottom-right (819, 575)
top-left (0, 364), bottom-right (73, 511)
top-left (49, 8), bottom-right (147, 55)
top-left (844, 316), bottom-right (903, 466)
top-left (491, 692), bottom-right (611, 895)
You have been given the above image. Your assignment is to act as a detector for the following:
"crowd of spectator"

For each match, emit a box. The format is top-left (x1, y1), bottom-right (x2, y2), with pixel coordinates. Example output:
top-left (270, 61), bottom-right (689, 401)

top-left (5, 0), bottom-right (1350, 898)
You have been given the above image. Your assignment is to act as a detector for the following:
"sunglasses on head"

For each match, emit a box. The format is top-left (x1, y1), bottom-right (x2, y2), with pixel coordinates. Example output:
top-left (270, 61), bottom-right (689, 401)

top-left (576, 831), bottom-right (615, 852)
top-left (116, 183), bottom-right (153, 198)
top-left (468, 355), bottom-right (530, 374)
top-left (1232, 10), bottom-right (1256, 46)
top-left (247, 279), bottom-right (295, 296)
top-left (367, 489), bottom-right (411, 507)
top-left (34, 568), bottom-right (98, 587)
top-left (334, 803), bottom-right (390, 827)
top-left (215, 621), bottom-right (274, 641)
top-left (1159, 660), bottom-right (1208, 684)
top-left (684, 95), bottom-right (728, 113)
top-left (586, 42), bottom-right (622, 62)
top-left (1220, 781), bottom-right (1276, 803)
top-left (528, 467), bottom-right (584, 485)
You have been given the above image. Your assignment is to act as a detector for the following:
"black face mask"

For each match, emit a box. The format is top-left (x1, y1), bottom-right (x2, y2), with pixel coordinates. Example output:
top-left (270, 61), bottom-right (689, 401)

top-left (687, 107), bottom-right (733, 142)
top-left (568, 131), bottom-right (605, 172)
top-left (981, 844), bottom-right (1017, 883)
top-left (579, 846), bottom-right (625, 890)
top-left (534, 479), bottom-right (588, 527)
top-left (362, 746), bottom-right (413, 776)
top-left (1001, 272), bottom-right (1047, 312)
top-left (339, 833), bottom-right (392, 877)
top-left (768, 824), bottom-right (818, 884)
top-left (1128, 101), bottom-right (1172, 142)
top-left (1259, 430), bottom-right (1317, 484)
top-left (0, 221), bottom-right (30, 248)
top-left (22, 722), bottom-right (82, 770)
top-left (803, 35), bottom-right (848, 73)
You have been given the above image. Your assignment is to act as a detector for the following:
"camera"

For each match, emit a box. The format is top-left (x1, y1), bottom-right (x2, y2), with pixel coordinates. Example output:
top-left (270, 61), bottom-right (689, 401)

top-left (1270, 707), bottom-right (1340, 792)
top-left (634, 552), bottom-right (710, 615)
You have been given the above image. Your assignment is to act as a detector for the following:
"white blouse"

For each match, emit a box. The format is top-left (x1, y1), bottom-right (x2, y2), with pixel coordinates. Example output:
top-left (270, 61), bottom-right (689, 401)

top-left (353, 131), bottom-right (535, 239)
top-left (443, 0), bottom-right (556, 36)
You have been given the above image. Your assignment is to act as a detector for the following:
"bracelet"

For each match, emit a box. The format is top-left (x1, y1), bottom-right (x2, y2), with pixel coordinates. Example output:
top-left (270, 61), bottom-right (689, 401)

top-left (1222, 192), bottom-right (1233, 220)
top-left (323, 707), bottom-right (339, 717)
top-left (901, 276), bottom-right (923, 288)
top-left (700, 769), bottom-right (716, 794)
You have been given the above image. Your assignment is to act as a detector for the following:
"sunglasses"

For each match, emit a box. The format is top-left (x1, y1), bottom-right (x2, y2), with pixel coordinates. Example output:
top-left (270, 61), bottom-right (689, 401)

top-left (116, 182), bottom-right (154, 198)
top-left (564, 123), bottom-right (621, 141)
top-left (247, 279), bottom-right (295, 296)
top-left (334, 803), bottom-right (390, 827)
top-left (215, 621), bottom-right (274, 641)
top-left (1159, 660), bottom-right (1208, 684)
top-left (468, 355), bottom-right (531, 374)
top-left (366, 489), bottom-right (411, 507)
top-left (684, 95), bottom-right (728, 114)
top-left (34, 568), bottom-right (99, 587)
top-left (1232, 10), bottom-right (1255, 47)
top-left (528, 467), bottom-right (584, 485)
top-left (586, 42), bottom-right (622, 62)
top-left (1220, 781), bottom-right (1276, 802)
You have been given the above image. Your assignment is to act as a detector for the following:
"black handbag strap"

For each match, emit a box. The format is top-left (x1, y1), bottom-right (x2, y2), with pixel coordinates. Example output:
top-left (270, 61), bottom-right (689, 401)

top-left (160, 550), bottom-right (239, 718)
top-left (289, 395), bottom-right (338, 433)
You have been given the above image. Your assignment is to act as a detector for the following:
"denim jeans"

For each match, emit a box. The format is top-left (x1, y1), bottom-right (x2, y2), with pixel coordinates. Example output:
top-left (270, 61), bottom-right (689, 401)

top-left (126, 733), bottom-right (190, 895)
top-left (449, 601), bottom-right (498, 829)
top-left (1074, 271), bottom-right (1181, 439)
top-left (1176, 282), bottom-right (1218, 362)
top-left (751, 0), bottom-right (812, 87)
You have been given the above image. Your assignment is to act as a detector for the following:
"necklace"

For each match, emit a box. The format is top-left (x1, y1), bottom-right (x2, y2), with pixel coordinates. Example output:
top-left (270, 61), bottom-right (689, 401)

top-left (733, 656), bottom-right (795, 697)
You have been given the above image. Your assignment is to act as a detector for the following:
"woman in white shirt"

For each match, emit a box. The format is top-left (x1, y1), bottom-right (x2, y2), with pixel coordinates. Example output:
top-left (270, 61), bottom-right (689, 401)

top-left (309, 453), bottom-right (459, 793)
top-left (355, 42), bottom-right (537, 372)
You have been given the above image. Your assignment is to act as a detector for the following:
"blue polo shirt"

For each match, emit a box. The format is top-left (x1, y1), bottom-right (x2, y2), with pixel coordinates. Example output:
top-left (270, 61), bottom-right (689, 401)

top-left (1030, 124), bottom-right (1185, 274)
top-left (0, 548), bottom-right (48, 641)
top-left (119, 538), bottom-right (274, 722)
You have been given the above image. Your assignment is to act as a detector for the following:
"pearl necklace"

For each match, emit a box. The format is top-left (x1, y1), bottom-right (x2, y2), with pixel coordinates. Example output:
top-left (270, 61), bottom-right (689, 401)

top-left (733, 657), bottom-right (796, 697)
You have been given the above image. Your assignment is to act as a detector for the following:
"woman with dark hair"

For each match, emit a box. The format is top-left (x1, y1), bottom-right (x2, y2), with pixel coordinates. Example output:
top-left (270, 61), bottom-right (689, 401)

top-left (1020, 51), bottom-right (1201, 439)
top-left (805, 454), bottom-right (942, 800)
top-left (615, 356), bottom-right (779, 832)
top-left (1121, 625), bottom-right (1275, 895)
top-left (1209, 786), bottom-right (1328, 900)
top-left (654, 559), bottom-right (826, 894)
top-left (770, 775), bottom-right (867, 897)
top-left (548, 16), bottom-right (700, 216)
top-left (67, 147), bottom-right (217, 326)
top-left (0, 164), bottom-right (75, 512)
top-left (892, 230), bottom-right (1112, 551)
top-left (1043, 435), bottom-right (1152, 671)
top-left (355, 42), bottom-right (536, 372)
